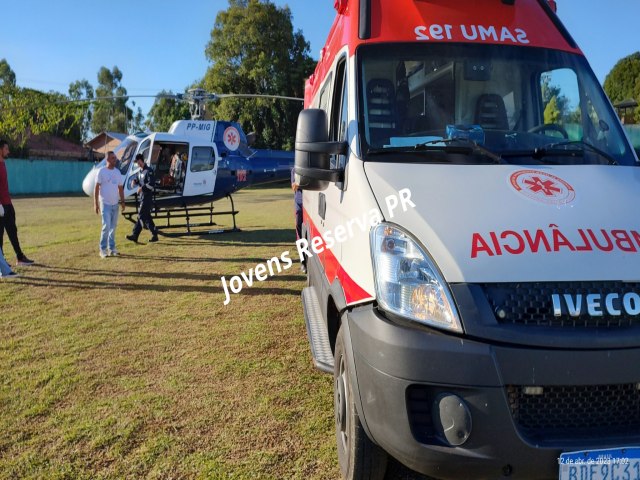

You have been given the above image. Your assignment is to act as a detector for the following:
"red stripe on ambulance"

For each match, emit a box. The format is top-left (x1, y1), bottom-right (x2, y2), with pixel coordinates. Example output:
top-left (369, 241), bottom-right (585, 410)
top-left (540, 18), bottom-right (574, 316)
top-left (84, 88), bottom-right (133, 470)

top-left (303, 207), bottom-right (373, 304)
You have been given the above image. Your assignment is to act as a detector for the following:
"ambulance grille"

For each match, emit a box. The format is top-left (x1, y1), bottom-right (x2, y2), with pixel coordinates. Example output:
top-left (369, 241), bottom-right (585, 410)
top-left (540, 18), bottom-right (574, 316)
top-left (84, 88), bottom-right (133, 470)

top-left (507, 384), bottom-right (640, 443)
top-left (482, 282), bottom-right (640, 328)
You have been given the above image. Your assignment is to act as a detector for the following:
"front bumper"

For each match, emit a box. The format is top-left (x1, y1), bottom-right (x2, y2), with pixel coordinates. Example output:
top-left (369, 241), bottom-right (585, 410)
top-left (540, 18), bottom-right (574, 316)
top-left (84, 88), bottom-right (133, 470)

top-left (347, 305), bottom-right (640, 480)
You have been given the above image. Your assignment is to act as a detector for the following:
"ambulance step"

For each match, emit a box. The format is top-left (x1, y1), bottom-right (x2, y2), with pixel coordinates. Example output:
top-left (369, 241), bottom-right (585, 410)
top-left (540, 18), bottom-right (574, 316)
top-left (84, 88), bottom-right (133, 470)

top-left (302, 287), bottom-right (334, 374)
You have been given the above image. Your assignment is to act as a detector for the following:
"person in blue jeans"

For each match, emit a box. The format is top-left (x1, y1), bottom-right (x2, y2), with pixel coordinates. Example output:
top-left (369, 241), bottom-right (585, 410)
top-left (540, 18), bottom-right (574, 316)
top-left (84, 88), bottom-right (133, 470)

top-left (291, 168), bottom-right (305, 273)
top-left (0, 245), bottom-right (16, 278)
top-left (0, 205), bottom-right (17, 278)
top-left (93, 151), bottom-right (125, 258)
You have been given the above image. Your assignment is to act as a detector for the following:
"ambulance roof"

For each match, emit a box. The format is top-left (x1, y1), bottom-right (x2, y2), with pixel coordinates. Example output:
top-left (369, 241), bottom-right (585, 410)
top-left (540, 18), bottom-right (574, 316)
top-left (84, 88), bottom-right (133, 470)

top-left (305, 0), bottom-right (582, 105)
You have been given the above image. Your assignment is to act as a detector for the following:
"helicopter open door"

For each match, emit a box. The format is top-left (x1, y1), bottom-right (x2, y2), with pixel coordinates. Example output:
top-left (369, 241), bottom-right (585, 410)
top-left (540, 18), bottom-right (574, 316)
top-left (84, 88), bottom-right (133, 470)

top-left (182, 145), bottom-right (219, 198)
top-left (122, 136), bottom-right (153, 198)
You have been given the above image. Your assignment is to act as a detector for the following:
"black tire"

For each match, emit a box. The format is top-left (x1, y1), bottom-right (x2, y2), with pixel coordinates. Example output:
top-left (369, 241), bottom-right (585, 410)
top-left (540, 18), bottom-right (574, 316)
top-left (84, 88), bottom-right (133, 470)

top-left (335, 325), bottom-right (388, 480)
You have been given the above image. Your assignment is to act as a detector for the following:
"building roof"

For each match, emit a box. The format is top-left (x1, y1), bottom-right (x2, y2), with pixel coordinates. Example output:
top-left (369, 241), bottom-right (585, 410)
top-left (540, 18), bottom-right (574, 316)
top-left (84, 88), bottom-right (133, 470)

top-left (28, 133), bottom-right (86, 159)
top-left (105, 132), bottom-right (128, 142)
top-left (85, 131), bottom-right (128, 149)
top-left (614, 99), bottom-right (638, 109)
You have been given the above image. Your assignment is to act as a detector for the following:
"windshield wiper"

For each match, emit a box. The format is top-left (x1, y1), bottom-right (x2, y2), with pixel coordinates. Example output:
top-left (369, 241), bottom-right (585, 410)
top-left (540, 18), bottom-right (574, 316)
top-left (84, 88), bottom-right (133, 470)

top-left (502, 140), bottom-right (619, 165)
top-left (366, 147), bottom-right (451, 162)
top-left (414, 138), bottom-right (505, 164)
top-left (545, 140), bottom-right (619, 165)
top-left (501, 148), bottom-right (580, 164)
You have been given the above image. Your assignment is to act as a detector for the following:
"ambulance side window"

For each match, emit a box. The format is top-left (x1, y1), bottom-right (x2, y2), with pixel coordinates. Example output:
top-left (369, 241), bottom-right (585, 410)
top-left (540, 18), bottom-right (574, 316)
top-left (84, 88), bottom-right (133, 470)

top-left (318, 73), bottom-right (333, 114)
top-left (330, 59), bottom-right (348, 172)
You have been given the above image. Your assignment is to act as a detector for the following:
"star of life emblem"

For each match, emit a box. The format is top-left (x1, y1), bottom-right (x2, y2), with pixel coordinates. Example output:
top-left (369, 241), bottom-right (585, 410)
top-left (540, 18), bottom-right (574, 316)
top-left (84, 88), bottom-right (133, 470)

top-left (510, 169), bottom-right (575, 205)
top-left (223, 126), bottom-right (240, 151)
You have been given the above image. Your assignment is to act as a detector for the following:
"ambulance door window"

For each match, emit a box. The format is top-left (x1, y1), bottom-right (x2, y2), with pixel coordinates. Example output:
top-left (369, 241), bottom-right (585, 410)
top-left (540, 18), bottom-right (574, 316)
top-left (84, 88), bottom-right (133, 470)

top-left (317, 73), bottom-right (333, 113)
top-left (329, 59), bottom-right (348, 174)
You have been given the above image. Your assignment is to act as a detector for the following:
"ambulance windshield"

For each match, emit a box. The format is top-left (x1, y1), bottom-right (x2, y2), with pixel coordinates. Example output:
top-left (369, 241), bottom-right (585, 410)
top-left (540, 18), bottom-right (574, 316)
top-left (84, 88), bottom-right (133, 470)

top-left (358, 43), bottom-right (636, 166)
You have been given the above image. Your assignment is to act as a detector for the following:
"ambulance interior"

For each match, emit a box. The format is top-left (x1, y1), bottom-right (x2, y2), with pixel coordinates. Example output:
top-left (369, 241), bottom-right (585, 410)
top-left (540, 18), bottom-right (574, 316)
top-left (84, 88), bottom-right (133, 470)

top-left (359, 43), bottom-right (636, 166)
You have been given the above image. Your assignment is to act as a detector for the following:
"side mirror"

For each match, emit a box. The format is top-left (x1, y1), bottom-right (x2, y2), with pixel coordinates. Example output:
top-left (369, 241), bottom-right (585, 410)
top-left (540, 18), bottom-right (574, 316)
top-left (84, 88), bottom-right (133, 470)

top-left (246, 132), bottom-right (257, 147)
top-left (295, 109), bottom-right (347, 191)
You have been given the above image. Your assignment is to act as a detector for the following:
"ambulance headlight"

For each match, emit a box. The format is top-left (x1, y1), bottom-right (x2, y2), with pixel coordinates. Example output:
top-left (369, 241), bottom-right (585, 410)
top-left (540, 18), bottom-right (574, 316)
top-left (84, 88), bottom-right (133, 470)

top-left (371, 224), bottom-right (462, 333)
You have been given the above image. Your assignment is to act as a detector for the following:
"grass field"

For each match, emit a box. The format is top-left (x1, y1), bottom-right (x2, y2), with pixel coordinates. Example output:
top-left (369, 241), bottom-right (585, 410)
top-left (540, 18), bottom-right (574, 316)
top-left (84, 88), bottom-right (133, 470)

top-left (0, 187), bottom-right (339, 479)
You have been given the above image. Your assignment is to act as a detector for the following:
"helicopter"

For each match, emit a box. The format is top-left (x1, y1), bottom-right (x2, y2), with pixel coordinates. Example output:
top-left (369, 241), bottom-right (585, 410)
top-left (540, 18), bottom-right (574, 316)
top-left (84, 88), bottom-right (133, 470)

top-left (81, 88), bottom-right (299, 233)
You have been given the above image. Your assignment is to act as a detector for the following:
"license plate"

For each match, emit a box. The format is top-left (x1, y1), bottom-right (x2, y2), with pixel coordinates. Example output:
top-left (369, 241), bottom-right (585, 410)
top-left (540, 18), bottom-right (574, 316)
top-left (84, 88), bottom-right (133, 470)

top-left (559, 447), bottom-right (640, 480)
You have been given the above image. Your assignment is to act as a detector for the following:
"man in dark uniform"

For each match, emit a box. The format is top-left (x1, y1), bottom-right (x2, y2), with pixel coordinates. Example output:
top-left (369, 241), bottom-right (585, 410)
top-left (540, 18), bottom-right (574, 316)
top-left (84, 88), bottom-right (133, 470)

top-left (126, 154), bottom-right (159, 243)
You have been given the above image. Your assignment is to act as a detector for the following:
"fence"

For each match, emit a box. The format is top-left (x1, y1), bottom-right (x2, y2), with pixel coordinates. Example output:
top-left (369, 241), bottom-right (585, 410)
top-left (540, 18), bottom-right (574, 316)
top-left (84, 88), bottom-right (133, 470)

top-left (4, 127), bottom-right (640, 195)
top-left (5, 158), bottom-right (94, 195)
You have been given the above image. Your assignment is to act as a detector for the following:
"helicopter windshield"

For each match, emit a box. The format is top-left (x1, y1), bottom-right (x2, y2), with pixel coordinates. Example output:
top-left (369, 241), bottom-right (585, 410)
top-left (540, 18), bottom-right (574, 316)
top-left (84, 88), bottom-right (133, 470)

top-left (358, 43), bottom-right (636, 166)
top-left (113, 138), bottom-right (139, 175)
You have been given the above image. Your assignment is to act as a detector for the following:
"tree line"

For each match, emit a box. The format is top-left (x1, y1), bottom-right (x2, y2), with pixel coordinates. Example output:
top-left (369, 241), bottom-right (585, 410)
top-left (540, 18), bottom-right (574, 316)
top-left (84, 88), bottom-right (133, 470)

top-left (2, 0), bottom-right (639, 157)
top-left (0, 0), bottom-right (315, 156)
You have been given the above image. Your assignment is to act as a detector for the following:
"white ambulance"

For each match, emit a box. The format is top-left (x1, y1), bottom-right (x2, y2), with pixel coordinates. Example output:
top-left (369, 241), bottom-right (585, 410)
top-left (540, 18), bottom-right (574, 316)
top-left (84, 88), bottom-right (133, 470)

top-left (294, 0), bottom-right (640, 479)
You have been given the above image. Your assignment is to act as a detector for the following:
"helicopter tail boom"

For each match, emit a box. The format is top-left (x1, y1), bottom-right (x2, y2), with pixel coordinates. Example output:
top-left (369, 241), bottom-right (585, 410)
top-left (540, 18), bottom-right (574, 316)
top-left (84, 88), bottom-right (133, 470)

top-left (245, 149), bottom-right (294, 187)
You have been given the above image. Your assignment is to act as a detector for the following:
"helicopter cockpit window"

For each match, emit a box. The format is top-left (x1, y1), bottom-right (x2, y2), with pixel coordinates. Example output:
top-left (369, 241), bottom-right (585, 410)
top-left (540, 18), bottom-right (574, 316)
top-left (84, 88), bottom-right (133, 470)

top-left (190, 147), bottom-right (215, 172)
top-left (138, 139), bottom-right (151, 163)
top-left (113, 138), bottom-right (139, 175)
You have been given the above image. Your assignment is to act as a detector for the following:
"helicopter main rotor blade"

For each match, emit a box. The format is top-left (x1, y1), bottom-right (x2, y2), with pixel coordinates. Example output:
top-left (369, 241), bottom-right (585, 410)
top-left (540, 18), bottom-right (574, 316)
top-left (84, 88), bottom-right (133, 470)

top-left (0, 94), bottom-right (181, 112)
top-left (0, 90), bottom-right (302, 114)
top-left (58, 94), bottom-right (179, 105)
top-left (215, 93), bottom-right (303, 102)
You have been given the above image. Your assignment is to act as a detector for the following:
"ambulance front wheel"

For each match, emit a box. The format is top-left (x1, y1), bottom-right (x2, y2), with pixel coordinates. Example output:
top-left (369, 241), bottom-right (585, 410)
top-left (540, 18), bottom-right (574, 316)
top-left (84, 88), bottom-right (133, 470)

top-left (334, 326), bottom-right (388, 480)
top-left (527, 123), bottom-right (569, 139)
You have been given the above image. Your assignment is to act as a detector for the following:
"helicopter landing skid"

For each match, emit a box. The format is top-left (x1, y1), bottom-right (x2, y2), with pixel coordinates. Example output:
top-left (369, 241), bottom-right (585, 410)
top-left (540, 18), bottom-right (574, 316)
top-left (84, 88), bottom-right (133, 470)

top-left (123, 195), bottom-right (240, 236)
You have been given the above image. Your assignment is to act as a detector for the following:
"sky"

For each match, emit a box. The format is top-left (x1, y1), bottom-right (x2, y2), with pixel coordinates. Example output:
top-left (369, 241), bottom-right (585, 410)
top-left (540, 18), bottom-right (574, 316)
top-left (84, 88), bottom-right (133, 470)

top-left (1, 0), bottom-right (638, 119)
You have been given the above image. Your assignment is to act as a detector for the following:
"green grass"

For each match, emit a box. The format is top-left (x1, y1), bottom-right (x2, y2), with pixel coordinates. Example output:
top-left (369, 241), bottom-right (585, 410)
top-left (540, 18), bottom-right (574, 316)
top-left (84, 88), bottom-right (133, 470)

top-left (0, 187), bottom-right (338, 479)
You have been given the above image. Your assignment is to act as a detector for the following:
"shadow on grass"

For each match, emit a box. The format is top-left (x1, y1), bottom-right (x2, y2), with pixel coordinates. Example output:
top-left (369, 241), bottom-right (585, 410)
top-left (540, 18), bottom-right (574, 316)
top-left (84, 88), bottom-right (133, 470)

top-left (163, 228), bottom-right (296, 245)
top-left (40, 265), bottom-right (306, 283)
top-left (11, 262), bottom-right (305, 294)
top-left (10, 273), bottom-right (302, 296)
top-left (40, 265), bottom-right (220, 280)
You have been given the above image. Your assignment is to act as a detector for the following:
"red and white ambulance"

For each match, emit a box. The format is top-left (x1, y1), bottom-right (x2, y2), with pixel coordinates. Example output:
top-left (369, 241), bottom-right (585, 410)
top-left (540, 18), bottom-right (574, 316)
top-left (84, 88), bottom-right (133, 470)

top-left (294, 0), bottom-right (640, 479)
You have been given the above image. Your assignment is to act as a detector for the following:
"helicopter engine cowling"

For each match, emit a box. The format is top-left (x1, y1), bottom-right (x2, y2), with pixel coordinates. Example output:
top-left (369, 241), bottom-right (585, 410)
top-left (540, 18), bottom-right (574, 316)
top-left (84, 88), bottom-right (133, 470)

top-left (82, 160), bottom-right (106, 197)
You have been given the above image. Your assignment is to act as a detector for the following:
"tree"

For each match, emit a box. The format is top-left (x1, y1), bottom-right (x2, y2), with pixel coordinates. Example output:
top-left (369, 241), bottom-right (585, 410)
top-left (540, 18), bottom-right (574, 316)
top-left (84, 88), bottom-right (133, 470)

top-left (145, 90), bottom-right (191, 132)
top-left (603, 52), bottom-right (640, 123)
top-left (202, 0), bottom-right (316, 149)
top-left (0, 86), bottom-right (81, 153)
top-left (0, 59), bottom-right (16, 87)
top-left (544, 96), bottom-right (561, 124)
top-left (91, 66), bottom-right (132, 134)
top-left (541, 73), bottom-right (569, 119)
top-left (0, 60), bottom-right (88, 153)
top-left (130, 104), bottom-right (146, 133)
top-left (68, 79), bottom-right (94, 142)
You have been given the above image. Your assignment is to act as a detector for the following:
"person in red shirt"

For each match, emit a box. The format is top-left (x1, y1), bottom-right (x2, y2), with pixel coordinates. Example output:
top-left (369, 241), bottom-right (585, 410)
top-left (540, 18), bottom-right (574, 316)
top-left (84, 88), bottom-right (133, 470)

top-left (0, 140), bottom-right (34, 266)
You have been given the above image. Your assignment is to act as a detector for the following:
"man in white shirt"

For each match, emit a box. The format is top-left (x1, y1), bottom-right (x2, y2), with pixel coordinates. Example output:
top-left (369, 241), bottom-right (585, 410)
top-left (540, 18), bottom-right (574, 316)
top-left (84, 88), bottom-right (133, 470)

top-left (94, 151), bottom-right (125, 258)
